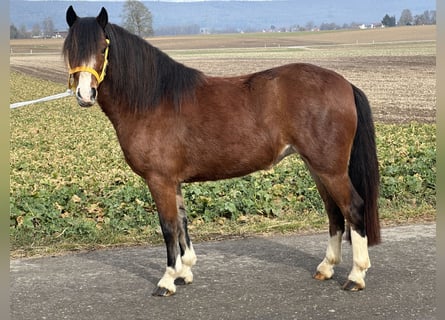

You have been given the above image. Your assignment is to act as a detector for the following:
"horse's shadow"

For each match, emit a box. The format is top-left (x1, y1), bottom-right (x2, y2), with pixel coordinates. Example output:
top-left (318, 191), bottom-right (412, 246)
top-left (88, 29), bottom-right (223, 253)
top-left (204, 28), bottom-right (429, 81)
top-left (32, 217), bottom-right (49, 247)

top-left (78, 245), bottom-right (166, 286)
top-left (80, 233), bottom-right (350, 288)
top-left (198, 235), bottom-right (350, 286)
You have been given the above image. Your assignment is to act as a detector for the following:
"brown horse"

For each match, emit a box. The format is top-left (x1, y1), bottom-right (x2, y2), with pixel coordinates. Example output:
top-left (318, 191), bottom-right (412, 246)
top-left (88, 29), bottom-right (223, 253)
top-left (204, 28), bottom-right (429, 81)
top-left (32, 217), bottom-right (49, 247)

top-left (63, 6), bottom-right (380, 296)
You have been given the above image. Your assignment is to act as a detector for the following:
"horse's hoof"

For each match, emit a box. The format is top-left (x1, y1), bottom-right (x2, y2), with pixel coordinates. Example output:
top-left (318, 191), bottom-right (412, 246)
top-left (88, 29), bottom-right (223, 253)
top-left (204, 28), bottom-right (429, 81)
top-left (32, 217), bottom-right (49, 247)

top-left (174, 277), bottom-right (187, 285)
top-left (342, 280), bottom-right (364, 291)
top-left (152, 286), bottom-right (175, 297)
top-left (313, 271), bottom-right (331, 281)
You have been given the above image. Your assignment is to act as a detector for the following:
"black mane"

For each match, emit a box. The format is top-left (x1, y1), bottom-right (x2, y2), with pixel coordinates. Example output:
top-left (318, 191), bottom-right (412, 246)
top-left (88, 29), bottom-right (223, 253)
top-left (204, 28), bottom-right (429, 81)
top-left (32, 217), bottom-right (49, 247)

top-left (64, 20), bottom-right (205, 112)
top-left (63, 18), bottom-right (104, 72)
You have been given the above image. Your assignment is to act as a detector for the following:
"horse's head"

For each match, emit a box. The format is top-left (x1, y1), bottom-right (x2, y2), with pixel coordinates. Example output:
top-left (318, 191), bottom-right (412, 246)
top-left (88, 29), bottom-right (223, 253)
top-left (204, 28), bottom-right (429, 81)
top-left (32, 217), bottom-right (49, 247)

top-left (63, 6), bottom-right (110, 107)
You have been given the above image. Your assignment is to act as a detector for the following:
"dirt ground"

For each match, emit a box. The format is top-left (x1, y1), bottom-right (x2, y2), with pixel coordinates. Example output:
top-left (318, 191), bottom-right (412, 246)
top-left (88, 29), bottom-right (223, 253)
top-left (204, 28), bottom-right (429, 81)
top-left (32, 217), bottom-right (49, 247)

top-left (10, 26), bottom-right (436, 123)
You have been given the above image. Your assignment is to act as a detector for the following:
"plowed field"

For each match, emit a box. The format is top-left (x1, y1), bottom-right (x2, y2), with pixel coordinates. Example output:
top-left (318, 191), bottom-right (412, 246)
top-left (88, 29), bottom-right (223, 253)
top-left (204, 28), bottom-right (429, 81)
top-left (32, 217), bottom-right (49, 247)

top-left (10, 25), bottom-right (436, 123)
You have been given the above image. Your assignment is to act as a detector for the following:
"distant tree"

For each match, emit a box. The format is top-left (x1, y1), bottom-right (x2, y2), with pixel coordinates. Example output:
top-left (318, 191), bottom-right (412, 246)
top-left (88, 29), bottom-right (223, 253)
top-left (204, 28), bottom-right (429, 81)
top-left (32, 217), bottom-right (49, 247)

top-left (319, 22), bottom-right (340, 30)
top-left (414, 12), bottom-right (426, 25)
top-left (121, 0), bottom-right (154, 37)
top-left (398, 9), bottom-right (413, 26)
top-left (382, 14), bottom-right (396, 27)
top-left (414, 10), bottom-right (436, 25)
top-left (31, 23), bottom-right (41, 37)
top-left (10, 24), bottom-right (20, 39)
top-left (289, 24), bottom-right (303, 32)
top-left (19, 24), bottom-right (29, 38)
top-left (305, 21), bottom-right (314, 31)
top-left (42, 17), bottom-right (54, 37)
top-left (429, 10), bottom-right (436, 24)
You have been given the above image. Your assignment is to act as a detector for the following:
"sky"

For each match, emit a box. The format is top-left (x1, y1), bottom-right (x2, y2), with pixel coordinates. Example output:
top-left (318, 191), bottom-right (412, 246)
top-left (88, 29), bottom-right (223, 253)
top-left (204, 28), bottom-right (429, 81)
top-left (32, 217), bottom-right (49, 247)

top-left (10, 0), bottom-right (436, 32)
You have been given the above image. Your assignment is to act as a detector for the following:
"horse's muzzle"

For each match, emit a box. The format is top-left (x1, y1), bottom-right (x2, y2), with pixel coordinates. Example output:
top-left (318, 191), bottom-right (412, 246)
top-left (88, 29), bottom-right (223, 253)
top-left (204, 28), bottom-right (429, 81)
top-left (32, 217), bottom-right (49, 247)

top-left (76, 87), bottom-right (97, 107)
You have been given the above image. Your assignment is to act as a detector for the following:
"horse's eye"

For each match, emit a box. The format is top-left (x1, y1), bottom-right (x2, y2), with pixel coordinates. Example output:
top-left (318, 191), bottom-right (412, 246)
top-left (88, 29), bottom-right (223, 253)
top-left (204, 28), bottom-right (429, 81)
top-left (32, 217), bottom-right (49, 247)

top-left (101, 48), bottom-right (106, 55)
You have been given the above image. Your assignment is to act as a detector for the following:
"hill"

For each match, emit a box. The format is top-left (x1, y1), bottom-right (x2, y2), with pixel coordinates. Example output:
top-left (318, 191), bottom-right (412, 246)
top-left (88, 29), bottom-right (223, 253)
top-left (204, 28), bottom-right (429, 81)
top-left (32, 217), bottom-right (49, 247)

top-left (10, 0), bottom-right (436, 34)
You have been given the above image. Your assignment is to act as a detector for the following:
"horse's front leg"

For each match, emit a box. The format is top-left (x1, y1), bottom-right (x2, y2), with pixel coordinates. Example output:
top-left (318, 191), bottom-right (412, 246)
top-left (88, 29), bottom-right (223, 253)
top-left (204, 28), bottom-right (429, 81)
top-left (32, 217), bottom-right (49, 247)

top-left (148, 178), bottom-right (196, 296)
top-left (174, 185), bottom-right (197, 286)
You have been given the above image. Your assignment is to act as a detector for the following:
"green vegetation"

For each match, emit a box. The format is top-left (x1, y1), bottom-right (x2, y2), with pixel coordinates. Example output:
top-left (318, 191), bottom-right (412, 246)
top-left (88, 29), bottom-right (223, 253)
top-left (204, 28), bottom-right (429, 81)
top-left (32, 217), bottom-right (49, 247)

top-left (10, 69), bottom-right (435, 257)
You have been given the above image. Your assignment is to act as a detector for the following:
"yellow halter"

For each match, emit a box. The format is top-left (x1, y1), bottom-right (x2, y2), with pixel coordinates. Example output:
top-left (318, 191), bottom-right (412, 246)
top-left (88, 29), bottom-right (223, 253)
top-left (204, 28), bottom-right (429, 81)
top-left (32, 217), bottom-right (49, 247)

top-left (68, 39), bottom-right (110, 90)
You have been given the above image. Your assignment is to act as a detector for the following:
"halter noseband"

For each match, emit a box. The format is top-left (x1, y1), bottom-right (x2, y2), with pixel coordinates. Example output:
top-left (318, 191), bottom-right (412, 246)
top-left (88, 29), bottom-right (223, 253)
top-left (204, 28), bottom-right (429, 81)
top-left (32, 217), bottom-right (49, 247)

top-left (68, 39), bottom-right (110, 90)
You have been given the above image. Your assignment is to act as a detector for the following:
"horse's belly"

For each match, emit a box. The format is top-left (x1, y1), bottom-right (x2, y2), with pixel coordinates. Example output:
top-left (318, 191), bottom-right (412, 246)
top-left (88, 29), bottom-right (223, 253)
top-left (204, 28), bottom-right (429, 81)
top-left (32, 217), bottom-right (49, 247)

top-left (183, 143), bottom-right (293, 183)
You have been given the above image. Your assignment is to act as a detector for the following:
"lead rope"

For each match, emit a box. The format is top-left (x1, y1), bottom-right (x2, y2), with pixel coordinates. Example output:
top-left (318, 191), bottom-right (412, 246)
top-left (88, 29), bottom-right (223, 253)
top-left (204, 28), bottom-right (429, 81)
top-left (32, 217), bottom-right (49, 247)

top-left (10, 90), bottom-right (73, 109)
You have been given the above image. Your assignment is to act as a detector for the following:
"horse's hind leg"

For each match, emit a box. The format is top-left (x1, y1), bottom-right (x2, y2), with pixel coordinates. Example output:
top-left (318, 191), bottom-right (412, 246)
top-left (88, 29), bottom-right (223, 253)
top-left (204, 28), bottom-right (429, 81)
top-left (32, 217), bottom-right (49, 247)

top-left (313, 207), bottom-right (344, 281)
top-left (310, 174), bottom-right (345, 281)
top-left (316, 173), bottom-right (371, 291)
top-left (147, 179), bottom-right (196, 296)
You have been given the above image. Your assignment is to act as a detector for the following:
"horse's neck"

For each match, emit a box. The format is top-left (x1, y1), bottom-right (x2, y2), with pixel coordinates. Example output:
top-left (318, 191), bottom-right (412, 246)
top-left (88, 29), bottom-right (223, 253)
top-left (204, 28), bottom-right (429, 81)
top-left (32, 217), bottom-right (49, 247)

top-left (97, 88), bottom-right (125, 131)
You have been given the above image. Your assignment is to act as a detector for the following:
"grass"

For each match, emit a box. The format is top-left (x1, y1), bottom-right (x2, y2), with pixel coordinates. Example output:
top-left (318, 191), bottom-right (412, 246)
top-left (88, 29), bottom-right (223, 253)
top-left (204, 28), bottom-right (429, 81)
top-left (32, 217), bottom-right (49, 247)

top-left (9, 71), bottom-right (436, 258)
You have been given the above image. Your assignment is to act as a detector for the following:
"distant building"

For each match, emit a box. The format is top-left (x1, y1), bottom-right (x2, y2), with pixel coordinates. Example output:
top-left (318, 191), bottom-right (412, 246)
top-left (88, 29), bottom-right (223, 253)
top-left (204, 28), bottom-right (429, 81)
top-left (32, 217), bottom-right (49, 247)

top-left (200, 27), bottom-right (210, 34)
top-left (53, 31), bottom-right (68, 39)
top-left (359, 23), bottom-right (384, 30)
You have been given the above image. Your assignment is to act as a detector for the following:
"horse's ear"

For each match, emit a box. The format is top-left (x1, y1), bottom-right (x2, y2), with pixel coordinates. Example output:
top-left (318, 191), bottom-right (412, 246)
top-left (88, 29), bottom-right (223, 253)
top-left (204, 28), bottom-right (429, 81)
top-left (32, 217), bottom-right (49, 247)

top-left (66, 5), bottom-right (78, 28)
top-left (97, 7), bottom-right (108, 30)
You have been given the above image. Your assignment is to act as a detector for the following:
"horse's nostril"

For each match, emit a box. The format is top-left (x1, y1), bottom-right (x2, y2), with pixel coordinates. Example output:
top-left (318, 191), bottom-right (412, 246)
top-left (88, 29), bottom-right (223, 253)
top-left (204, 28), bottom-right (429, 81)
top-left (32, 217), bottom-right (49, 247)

top-left (76, 89), bottom-right (83, 99)
top-left (91, 88), bottom-right (97, 100)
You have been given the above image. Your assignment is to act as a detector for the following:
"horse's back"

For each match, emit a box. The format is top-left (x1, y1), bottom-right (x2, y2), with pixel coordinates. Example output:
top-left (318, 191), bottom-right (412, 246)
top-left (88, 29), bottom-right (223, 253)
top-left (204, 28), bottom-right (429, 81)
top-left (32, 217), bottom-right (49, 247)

top-left (199, 63), bottom-right (356, 124)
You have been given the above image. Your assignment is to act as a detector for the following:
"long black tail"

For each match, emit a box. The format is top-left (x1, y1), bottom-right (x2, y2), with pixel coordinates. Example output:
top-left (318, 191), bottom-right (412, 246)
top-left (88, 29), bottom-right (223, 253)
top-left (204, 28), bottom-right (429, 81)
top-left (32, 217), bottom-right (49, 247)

top-left (348, 84), bottom-right (381, 246)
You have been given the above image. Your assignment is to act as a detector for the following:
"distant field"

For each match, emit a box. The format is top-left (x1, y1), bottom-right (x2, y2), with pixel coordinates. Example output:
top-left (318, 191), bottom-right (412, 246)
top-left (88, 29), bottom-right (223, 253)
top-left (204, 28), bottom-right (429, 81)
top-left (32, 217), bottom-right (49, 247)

top-left (10, 25), bottom-right (436, 123)
top-left (10, 25), bottom-right (436, 52)
top-left (149, 25), bottom-right (436, 50)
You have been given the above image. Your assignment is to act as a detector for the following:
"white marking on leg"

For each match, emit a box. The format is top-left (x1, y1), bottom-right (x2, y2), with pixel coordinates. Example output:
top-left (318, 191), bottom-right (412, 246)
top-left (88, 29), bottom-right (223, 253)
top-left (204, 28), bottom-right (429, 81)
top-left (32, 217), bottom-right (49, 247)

top-left (157, 254), bottom-right (182, 294)
top-left (178, 243), bottom-right (197, 283)
top-left (182, 242), bottom-right (197, 266)
top-left (316, 231), bottom-right (342, 279)
top-left (348, 229), bottom-right (371, 287)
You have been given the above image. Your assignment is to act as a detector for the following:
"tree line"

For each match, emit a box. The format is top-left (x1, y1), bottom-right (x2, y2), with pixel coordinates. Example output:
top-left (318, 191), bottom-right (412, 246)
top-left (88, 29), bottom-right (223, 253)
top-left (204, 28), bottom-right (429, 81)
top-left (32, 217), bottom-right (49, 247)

top-left (10, 17), bottom-right (55, 39)
top-left (291, 9), bottom-right (436, 32)
top-left (382, 9), bottom-right (436, 27)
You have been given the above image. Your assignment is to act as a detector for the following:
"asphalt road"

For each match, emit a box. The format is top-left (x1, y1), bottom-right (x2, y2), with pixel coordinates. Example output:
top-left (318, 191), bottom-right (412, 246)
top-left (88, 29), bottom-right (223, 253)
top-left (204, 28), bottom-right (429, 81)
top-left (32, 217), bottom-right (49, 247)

top-left (10, 224), bottom-right (436, 320)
